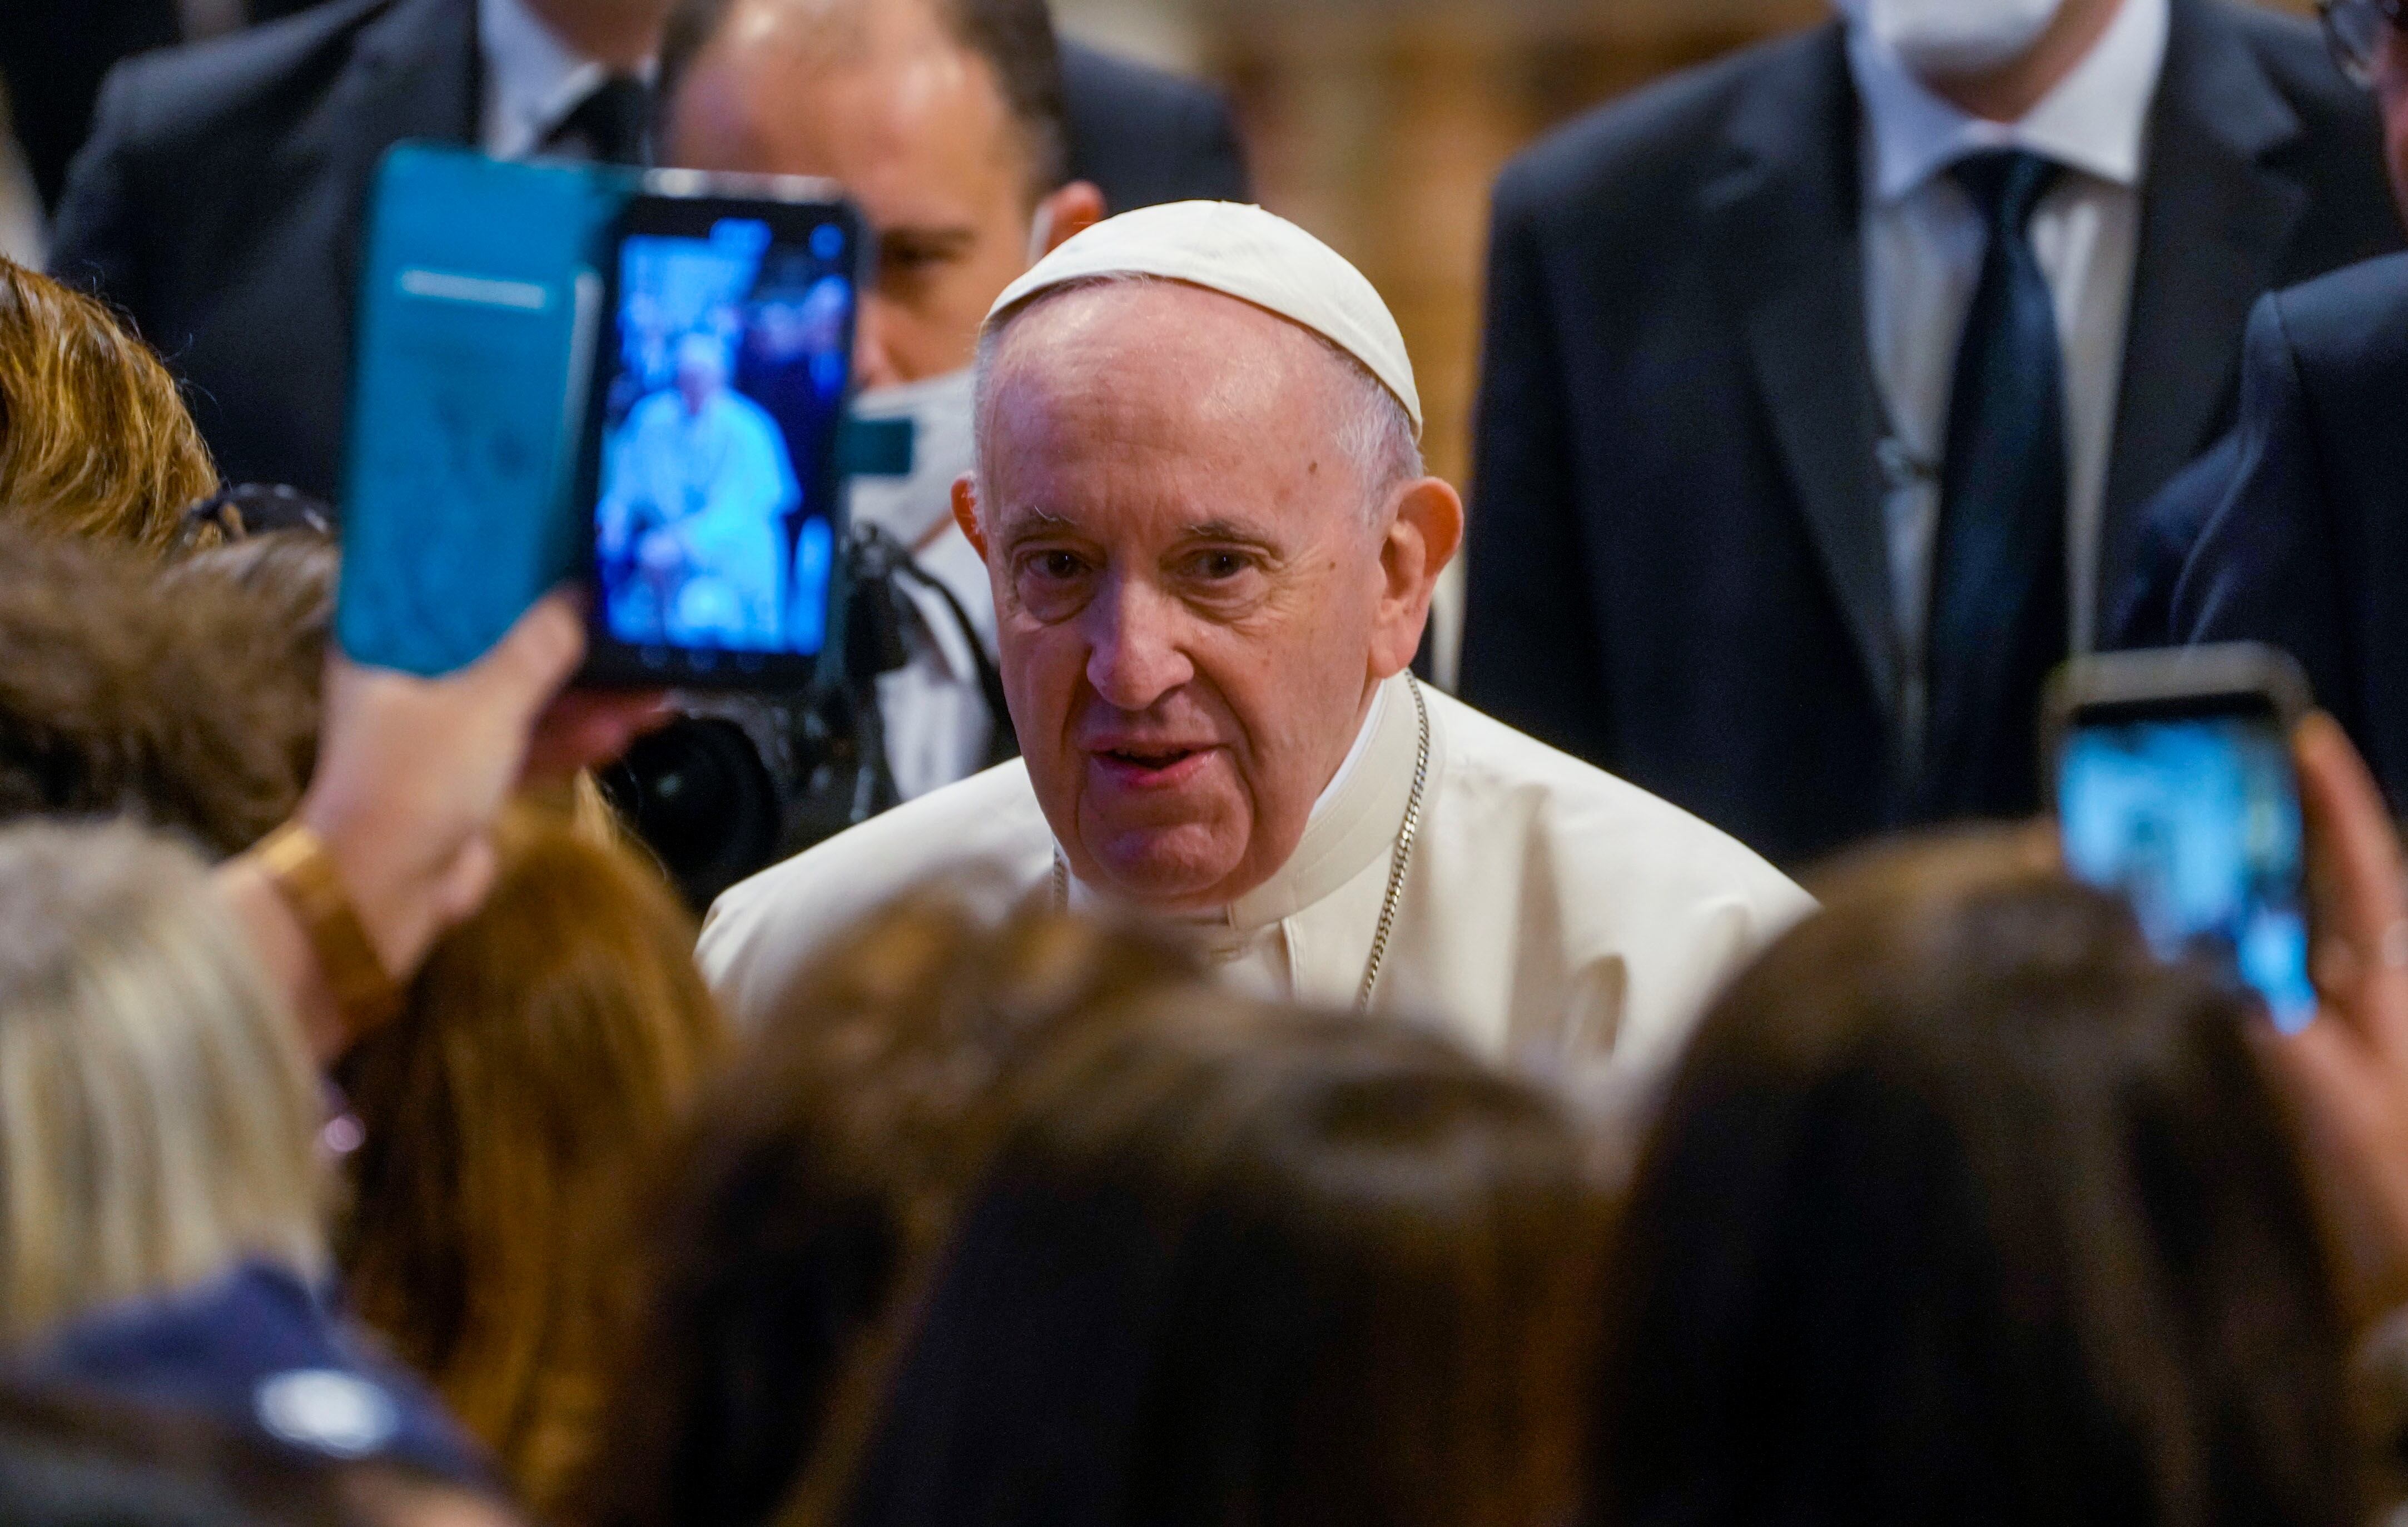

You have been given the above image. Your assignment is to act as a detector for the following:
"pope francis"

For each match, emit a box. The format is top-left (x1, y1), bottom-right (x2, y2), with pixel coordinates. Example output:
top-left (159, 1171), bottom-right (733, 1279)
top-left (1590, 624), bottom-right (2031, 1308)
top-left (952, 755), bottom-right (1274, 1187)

top-left (700, 202), bottom-right (1812, 1086)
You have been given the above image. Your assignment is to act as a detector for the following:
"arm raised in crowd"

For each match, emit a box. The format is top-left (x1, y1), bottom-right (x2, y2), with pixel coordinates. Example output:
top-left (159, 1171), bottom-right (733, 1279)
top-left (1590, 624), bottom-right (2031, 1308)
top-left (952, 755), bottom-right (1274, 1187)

top-left (217, 595), bottom-right (663, 1061)
top-left (2269, 713), bottom-right (2408, 1327)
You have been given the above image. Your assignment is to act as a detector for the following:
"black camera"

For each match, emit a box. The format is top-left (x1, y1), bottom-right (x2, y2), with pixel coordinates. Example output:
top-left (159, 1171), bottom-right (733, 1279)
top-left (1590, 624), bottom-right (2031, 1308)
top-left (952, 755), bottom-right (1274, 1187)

top-left (600, 521), bottom-right (1014, 911)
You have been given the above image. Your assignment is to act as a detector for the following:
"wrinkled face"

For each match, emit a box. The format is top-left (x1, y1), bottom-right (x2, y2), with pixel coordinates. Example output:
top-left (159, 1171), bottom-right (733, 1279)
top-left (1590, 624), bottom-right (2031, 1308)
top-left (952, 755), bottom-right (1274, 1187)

top-left (967, 284), bottom-right (1402, 911)
top-left (665, 0), bottom-right (1039, 389)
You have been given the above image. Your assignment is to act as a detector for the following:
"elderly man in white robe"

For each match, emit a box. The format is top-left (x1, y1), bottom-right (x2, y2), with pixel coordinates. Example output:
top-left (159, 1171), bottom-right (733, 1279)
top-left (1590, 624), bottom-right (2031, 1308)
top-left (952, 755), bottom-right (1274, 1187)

top-left (702, 202), bottom-right (1811, 1087)
top-left (602, 332), bottom-right (799, 648)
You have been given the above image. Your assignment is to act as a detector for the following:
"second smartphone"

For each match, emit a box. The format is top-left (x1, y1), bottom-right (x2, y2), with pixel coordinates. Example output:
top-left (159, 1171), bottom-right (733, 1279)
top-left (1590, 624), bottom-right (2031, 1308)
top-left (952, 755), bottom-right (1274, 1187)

top-left (579, 182), bottom-right (867, 689)
top-left (2047, 644), bottom-right (2317, 1033)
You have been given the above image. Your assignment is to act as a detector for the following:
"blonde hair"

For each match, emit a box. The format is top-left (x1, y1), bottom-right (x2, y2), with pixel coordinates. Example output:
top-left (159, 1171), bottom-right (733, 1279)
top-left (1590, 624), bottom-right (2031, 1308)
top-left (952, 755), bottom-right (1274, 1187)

top-left (337, 807), bottom-right (731, 1515)
top-left (0, 820), bottom-right (326, 1344)
top-left (0, 259), bottom-right (217, 551)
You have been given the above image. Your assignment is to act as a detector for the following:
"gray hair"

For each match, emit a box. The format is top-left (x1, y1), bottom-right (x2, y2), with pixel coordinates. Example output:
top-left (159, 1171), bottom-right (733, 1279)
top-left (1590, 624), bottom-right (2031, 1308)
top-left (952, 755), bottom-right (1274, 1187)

top-left (973, 275), bottom-right (1424, 526)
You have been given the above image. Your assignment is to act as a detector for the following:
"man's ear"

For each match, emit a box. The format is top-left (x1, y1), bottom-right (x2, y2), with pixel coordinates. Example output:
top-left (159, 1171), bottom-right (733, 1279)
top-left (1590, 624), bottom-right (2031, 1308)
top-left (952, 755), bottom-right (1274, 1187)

top-left (1036, 181), bottom-right (1107, 257)
top-left (1369, 477), bottom-right (1465, 678)
top-left (953, 472), bottom-right (990, 559)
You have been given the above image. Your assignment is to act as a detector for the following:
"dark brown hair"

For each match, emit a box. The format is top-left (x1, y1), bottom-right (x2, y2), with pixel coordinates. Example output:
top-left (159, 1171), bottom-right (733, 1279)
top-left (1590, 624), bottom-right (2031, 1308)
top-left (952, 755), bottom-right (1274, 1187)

top-left (1596, 834), bottom-right (2366, 1527)
top-left (335, 809), bottom-right (732, 1518)
top-left (0, 257), bottom-right (216, 550)
top-left (789, 996), bottom-right (1615, 1527)
top-left (579, 901), bottom-right (1199, 1527)
top-left (0, 525), bottom-right (318, 855)
top-left (659, 0), bottom-right (1071, 198)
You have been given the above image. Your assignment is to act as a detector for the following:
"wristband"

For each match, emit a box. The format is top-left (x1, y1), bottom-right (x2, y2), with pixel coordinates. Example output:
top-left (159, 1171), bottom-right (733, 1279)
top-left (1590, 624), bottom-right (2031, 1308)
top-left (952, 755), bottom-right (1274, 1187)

top-left (255, 822), bottom-right (404, 1032)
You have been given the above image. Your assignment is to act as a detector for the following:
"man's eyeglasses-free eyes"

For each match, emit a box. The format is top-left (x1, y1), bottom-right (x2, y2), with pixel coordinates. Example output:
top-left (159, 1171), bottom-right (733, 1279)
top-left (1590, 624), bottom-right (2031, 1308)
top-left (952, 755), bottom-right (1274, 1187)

top-left (2322, 0), bottom-right (2408, 88)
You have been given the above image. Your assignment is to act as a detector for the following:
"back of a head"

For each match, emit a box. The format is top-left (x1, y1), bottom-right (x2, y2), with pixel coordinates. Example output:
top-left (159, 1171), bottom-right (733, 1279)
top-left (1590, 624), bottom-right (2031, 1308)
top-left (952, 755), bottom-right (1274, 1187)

top-left (334, 810), bottom-right (731, 1516)
top-left (1598, 837), bottom-right (2364, 1527)
top-left (581, 901), bottom-right (1198, 1527)
top-left (0, 525), bottom-right (322, 856)
top-left (0, 820), bottom-right (325, 1346)
top-left (0, 258), bottom-right (216, 550)
top-left (660, 0), bottom-right (1071, 201)
top-left (801, 1000), bottom-right (1613, 1527)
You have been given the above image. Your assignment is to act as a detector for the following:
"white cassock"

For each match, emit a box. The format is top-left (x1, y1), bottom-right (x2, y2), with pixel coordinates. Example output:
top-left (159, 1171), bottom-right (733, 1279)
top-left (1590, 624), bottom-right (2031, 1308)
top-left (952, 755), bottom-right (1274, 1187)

top-left (700, 672), bottom-right (1814, 1096)
top-left (604, 387), bottom-right (798, 648)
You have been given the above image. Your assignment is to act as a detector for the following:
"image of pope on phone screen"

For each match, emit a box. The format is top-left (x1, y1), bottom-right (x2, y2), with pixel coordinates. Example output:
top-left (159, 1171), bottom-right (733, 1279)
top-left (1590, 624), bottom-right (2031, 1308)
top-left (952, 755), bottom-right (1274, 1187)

top-left (595, 216), bottom-right (852, 655)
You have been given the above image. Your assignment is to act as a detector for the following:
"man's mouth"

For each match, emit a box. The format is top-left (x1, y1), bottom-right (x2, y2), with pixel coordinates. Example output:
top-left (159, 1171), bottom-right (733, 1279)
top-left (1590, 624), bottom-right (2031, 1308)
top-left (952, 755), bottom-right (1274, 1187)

top-left (1090, 744), bottom-right (1215, 788)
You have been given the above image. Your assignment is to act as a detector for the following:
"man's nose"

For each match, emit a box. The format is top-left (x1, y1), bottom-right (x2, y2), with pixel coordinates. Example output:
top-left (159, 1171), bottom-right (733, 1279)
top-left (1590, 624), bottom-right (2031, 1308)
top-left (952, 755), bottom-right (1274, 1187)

top-left (1084, 576), bottom-right (1195, 712)
top-left (853, 296), bottom-right (902, 392)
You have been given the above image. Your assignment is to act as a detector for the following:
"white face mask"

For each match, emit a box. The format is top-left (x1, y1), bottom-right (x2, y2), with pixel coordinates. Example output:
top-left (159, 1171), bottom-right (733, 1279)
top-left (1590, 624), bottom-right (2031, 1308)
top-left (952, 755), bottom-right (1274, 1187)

top-left (1833, 0), bottom-right (2067, 79)
top-left (846, 367), bottom-right (978, 549)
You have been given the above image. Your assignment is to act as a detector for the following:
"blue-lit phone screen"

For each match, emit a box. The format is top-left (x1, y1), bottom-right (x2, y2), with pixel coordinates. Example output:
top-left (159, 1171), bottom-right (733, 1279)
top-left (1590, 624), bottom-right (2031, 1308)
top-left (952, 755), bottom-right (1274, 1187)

top-left (595, 217), bottom-right (853, 657)
top-left (2059, 718), bottom-right (2315, 1032)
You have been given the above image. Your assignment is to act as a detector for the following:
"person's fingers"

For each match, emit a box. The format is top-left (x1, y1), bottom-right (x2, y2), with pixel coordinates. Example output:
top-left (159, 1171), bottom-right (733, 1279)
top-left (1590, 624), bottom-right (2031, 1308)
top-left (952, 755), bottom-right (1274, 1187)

top-left (524, 692), bottom-right (673, 782)
top-left (2266, 1018), bottom-right (2408, 1323)
top-left (2297, 713), bottom-right (2408, 1057)
top-left (468, 593), bottom-right (587, 720)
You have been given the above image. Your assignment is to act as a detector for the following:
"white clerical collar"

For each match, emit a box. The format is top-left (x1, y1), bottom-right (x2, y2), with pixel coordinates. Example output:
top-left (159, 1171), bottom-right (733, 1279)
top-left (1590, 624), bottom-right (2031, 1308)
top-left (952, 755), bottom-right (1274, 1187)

top-left (478, 0), bottom-right (657, 160)
top-left (1061, 672), bottom-right (1421, 934)
top-left (1846, 0), bottom-right (2168, 206)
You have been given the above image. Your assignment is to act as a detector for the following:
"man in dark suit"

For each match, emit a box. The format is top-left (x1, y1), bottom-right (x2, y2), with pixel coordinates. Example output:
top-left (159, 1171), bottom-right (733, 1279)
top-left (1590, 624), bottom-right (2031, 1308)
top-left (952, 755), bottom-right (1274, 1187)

top-left (1460, 0), bottom-right (2402, 869)
top-left (2106, 5), bottom-right (2408, 805)
top-left (2115, 257), bottom-right (2408, 803)
top-left (45, 0), bottom-right (1245, 501)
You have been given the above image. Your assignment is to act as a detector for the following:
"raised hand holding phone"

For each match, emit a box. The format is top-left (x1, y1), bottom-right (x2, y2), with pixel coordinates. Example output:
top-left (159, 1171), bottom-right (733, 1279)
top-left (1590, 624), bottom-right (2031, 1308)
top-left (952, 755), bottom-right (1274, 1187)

top-left (2265, 714), bottom-right (2408, 1327)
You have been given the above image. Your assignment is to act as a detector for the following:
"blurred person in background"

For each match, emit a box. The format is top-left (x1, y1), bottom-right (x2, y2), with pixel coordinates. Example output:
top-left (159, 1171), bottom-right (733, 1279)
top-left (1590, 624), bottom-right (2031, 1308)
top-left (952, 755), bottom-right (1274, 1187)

top-left (1596, 834), bottom-right (2367, 1527)
top-left (47, 0), bottom-right (674, 501)
top-left (1464, 0), bottom-right (2404, 872)
top-left (47, 0), bottom-right (1240, 508)
top-left (0, 0), bottom-right (328, 217)
top-left (2111, 3), bottom-right (2408, 811)
top-left (0, 527), bottom-right (319, 857)
top-left (659, 0), bottom-right (1126, 799)
top-left (778, 996), bottom-right (1615, 1527)
top-left (581, 901), bottom-right (1195, 1527)
top-left (704, 202), bottom-right (1809, 1103)
top-left (336, 806), bottom-right (730, 1517)
top-left (0, 257), bottom-right (216, 550)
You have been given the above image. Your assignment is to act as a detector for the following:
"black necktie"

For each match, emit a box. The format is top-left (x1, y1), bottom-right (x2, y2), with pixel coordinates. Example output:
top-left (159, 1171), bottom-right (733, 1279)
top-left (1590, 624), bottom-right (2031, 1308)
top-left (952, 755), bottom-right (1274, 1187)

top-left (1914, 149), bottom-right (2067, 824)
top-left (547, 75), bottom-right (653, 165)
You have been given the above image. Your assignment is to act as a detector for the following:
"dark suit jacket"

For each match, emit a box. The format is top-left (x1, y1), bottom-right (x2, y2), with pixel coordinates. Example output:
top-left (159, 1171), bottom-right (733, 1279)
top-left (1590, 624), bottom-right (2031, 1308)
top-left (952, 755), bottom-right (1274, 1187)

top-left (2119, 255), bottom-right (2408, 804)
top-left (1459, 0), bottom-right (2404, 869)
top-left (0, 1), bottom-right (181, 210)
top-left (47, 0), bottom-right (1249, 500)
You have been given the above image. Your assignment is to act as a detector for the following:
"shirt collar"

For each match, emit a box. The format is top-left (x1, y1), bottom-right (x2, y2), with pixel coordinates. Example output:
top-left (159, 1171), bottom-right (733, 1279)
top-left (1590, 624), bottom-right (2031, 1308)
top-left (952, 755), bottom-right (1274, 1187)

top-left (1846, 0), bottom-right (2170, 205)
top-left (478, 0), bottom-right (653, 160)
top-left (1061, 672), bottom-right (1422, 935)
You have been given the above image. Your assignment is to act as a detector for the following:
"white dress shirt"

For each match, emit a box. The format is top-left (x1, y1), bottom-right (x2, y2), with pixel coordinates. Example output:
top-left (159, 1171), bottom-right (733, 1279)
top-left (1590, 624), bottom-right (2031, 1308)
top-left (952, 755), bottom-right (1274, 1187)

top-left (479, 0), bottom-right (651, 160)
top-left (1851, 0), bottom-right (2169, 743)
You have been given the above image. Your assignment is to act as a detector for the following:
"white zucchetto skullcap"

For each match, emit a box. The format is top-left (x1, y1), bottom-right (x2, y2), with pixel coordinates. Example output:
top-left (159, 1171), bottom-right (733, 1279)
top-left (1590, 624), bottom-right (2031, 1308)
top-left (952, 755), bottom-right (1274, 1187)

top-left (985, 201), bottom-right (1423, 438)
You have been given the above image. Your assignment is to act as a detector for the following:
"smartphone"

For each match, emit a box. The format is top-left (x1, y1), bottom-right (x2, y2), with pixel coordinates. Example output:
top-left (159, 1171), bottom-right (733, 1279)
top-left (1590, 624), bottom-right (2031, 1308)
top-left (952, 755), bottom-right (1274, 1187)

top-left (577, 180), bottom-right (866, 689)
top-left (336, 145), bottom-right (632, 676)
top-left (2048, 644), bottom-right (2317, 1032)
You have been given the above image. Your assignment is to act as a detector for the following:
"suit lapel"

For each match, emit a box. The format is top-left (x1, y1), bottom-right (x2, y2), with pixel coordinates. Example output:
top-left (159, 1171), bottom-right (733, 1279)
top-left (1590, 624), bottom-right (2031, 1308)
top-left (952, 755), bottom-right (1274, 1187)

top-left (1702, 26), bottom-right (1901, 718)
top-left (2098, 0), bottom-right (2306, 607)
top-left (290, 0), bottom-right (481, 312)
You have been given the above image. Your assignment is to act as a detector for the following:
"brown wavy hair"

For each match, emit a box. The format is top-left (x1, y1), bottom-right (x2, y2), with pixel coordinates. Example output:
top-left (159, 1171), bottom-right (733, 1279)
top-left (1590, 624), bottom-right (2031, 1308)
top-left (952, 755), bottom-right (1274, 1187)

top-left (0, 525), bottom-right (319, 855)
top-left (0, 258), bottom-right (216, 550)
top-left (335, 809), bottom-right (732, 1517)
top-left (579, 901), bottom-right (1202, 1527)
